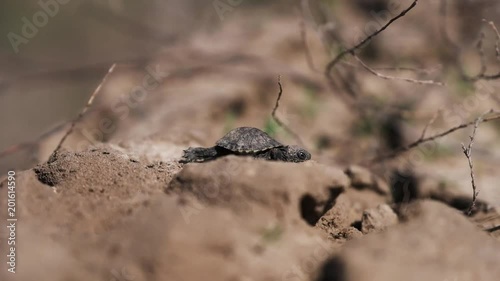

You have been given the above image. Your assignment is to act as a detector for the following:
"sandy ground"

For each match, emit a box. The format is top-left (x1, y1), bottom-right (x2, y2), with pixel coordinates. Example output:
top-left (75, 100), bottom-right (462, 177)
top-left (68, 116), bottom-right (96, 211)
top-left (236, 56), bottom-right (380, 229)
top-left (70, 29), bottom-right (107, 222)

top-left (1, 1), bottom-right (500, 280)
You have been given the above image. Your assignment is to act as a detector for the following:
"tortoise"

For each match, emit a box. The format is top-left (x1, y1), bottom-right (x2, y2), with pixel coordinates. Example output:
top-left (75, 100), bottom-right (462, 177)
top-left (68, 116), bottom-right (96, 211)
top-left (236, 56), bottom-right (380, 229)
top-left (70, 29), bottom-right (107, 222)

top-left (180, 127), bottom-right (311, 163)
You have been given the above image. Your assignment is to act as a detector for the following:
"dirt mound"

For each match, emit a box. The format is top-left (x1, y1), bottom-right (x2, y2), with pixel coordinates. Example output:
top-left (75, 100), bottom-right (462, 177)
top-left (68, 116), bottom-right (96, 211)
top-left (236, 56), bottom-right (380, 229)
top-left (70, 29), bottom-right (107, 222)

top-left (34, 146), bottom-right (180, 190)
top-left (167, 156), bottom-right (349, 225)
top-left (6, 147), bottom-right (181, 238)
top-left (1, 3), bottom-right (500, 280)
top-left (2, 146), bottom-right (499, 281)
top-left (318, 200), bottom-right (500, 281)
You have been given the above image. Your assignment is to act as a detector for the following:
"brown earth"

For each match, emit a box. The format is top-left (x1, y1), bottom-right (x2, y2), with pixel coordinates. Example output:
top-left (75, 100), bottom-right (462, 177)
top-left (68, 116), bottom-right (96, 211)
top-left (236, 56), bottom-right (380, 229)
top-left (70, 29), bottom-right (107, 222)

top-left (1, 1), bottom-right (500, 281)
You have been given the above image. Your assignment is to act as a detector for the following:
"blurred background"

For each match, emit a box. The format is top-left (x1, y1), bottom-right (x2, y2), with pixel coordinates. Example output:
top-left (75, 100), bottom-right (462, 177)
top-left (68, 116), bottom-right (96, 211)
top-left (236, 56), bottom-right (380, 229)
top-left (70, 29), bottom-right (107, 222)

top-left (0, 0), bottom-right (215, 152)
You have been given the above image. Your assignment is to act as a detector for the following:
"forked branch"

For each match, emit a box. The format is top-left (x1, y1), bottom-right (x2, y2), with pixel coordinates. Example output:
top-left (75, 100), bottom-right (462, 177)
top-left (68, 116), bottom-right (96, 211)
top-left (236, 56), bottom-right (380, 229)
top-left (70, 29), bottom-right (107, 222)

top-left (370, 110), bottom-right (500, 163)
top-left (325, 0), bottom-right (419, 80)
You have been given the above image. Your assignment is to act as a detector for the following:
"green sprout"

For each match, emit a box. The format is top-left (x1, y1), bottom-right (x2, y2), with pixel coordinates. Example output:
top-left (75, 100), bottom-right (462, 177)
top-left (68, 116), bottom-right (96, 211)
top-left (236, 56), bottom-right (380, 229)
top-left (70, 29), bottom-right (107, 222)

top-left (301, 86), bottom-right (320, 119)
top-left (352, 115), bottom-right (376, 137)
top-left (261, 224), bottom-right (283, 243)
top-left (223, 111), bottom-right (237, 133)
top-left (263, 117), bottom-right (281, 138)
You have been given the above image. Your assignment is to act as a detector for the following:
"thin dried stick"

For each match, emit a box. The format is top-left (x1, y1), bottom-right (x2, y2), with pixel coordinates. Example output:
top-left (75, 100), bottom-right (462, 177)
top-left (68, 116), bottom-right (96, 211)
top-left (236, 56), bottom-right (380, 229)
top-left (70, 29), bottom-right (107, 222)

top-left (462, 110), bottom-right (491, 215)
top-left (469, 20), bottom-right (500, 81)
top-left (371, 65), bottom-right (442, 75)
top-left (51, 63), bottom-right (117, 156)
top-left (341, 60), bottom-right (443, 75)
top-left (486, 225), bottom-right (500, 233)
top-left (476, 30), bottom-right (487, 78)
top-left (471, 73), bottom-right (500, 81)
top-left (484, 19), bottom-right (500, 61)
top-left (353, 55), bottom-right (445, 86)
top-left (272, 76), bottom-right (305, 147)
top-left (419, 110), bottom-right (441, 140)
top-left (370, 110), bottom-right (500, 163)
top-left (325, 0), bottom-right (418, 79)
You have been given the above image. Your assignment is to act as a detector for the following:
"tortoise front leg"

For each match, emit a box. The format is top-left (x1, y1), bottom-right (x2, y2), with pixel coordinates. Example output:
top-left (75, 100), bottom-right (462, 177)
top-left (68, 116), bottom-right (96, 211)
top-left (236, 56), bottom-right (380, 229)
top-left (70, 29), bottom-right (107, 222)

top-left (180, 147), bottom-right (219, 163)
top-left (261, 147), bottom-right (287, 162)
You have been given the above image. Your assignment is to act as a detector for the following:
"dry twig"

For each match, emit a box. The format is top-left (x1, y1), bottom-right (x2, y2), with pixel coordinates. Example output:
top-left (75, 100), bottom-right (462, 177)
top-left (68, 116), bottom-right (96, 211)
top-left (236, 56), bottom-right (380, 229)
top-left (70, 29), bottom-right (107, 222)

top-left (462, 110), bottom-right (491, 215)
top-left (272, 76), bottom-right (305, 147)
top-left (51, 63), bottom-right (117, 156)
top-left (476, 30), bottom-right (487, 78)
top-left (370, 110), bottom-right (500, 163)
top-left (486, 225), bottom-right (500, 233)
top-left (371, 65), bottom-right (442, 74)
top-left (484, 19), bottom-right (500, 61)
top-left (469, 20), bottom-right (500, 81)
top-left (440, 4), bottom-right (500, 82)
top-left (324, 0), bottom-right (419, 80)
top-left (353, 55), bottom-right (445, 86)
top-left (419, 110), bottom-right (441, 141)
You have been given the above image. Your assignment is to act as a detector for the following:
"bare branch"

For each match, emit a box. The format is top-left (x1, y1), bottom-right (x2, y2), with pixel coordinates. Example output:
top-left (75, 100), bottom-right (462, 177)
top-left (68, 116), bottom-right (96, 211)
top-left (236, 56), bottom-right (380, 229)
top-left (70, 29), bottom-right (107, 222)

top-left (325, 0), bottom-right (419, 79)
top-left (341, 60), bottom-right (443, 75)
top-left (419, 110), bottom-right (441, 140)
top-left (462, 110), bottom-right (491, 215)
top-left (272, 76), bottom-right (305, 147)
top-left (370, 110), bottom-right (500, 163)
top-left (353, 55), bottom-right (445, 86)
top-left (486, 225), bottom-right (500, 233)
top-left (370, 65), bottom-right (443, 75)
top-left (51, 63), bottom-right (117, 156)
top-left (476, 30), bottom-right (487, 78)
top-left (469, 20), bottom-right (500, 81)
top-left (484, 19), bottom-right (500, 61)
top-left (471, 73), bottom-right (500, 81)
top-left (438, 3), bottom-right (500, 82)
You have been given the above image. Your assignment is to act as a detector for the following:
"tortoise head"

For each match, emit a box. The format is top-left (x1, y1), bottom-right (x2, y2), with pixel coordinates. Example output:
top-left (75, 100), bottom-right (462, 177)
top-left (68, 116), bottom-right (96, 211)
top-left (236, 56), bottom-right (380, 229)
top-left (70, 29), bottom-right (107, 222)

top-left (285, 145), bottom-right (311, 162)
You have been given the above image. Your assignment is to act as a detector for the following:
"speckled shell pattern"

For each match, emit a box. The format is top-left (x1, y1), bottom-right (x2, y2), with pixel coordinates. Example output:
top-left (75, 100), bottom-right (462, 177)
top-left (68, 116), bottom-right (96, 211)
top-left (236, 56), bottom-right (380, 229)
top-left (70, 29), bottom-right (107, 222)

top-left (216, 127), bottom-right (283, 153)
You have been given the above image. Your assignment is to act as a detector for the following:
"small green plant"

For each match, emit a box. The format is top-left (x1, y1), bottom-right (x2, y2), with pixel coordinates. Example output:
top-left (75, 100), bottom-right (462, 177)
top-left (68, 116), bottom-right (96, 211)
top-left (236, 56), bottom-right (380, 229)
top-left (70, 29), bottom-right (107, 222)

top-left (352, 115), bottom-right (376, 137)
top-left (301, 86), bottom-right (320, 119)
top-left (447, 70), bottom-right (474, 97)
top-left (489, 118), bottom-right (500, 135)
top-left (261, 224), bottom-right (283, 243)
top-left (422, 144), bottom-right (454, 160)
top-left (263, 117), bottom-right (281, 138)
top-left (223, 111), bottom-right (237, 133)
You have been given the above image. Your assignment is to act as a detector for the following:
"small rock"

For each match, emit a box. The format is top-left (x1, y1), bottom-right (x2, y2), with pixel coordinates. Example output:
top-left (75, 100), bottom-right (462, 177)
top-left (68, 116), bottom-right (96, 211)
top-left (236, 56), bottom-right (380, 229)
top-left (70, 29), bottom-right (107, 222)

top-left (345, 165), bottom-right (390, 195)
top-left (318, 200), bottom-right (500, 281)
top-left (316, 194), bottom-right (362, 240)
top-left (345, 165), bottom-right (373, 187)
top-left (361, 204), bottom-right (398, 234)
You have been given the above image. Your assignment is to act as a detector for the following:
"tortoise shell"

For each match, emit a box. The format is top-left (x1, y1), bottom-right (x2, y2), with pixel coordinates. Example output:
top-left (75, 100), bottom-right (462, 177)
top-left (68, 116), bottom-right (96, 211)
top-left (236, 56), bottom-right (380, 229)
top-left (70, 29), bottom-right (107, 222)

top-left (216, 127), bottom-right (283, 153)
